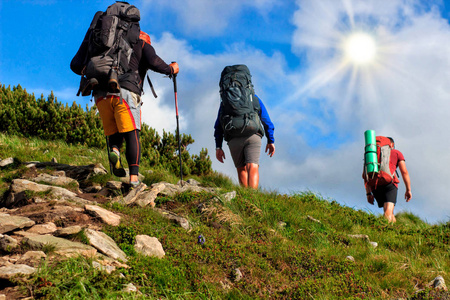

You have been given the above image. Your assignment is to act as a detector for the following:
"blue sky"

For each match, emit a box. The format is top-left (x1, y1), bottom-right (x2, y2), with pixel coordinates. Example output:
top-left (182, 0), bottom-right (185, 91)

top-left (2, 0), bottom-right (450, 224)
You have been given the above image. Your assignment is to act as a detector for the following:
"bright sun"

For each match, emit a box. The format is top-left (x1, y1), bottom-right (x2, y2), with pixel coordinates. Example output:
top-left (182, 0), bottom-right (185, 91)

top-left (344, 32), bottom-right (377, 65)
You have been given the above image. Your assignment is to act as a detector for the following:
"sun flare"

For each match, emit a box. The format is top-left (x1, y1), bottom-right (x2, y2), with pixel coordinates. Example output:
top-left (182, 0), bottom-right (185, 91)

top-left (344, 32), bottom-right (377, 65)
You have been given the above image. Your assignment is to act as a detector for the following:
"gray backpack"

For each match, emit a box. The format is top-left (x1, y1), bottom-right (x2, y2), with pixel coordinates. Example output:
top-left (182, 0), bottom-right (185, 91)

top-left (219, 65), bottom-right (263, 141)
top-left (71, 1), bottom-right (141, 96)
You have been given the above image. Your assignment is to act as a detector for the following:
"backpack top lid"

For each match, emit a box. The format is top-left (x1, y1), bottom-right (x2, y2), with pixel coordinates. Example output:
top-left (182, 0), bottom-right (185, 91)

top-left (106, 1), bottom-right (140, 22)
top-left (376, 136), bottom-right (392, 148)
top-left (220, 65), bottom-right (251, 81)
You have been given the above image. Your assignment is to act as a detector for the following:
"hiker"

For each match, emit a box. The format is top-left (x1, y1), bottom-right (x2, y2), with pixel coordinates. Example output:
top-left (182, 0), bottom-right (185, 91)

top-left (214, 65), bottom-right (275, 189)
top-left (71, 2), bottom-right (178, 187)
top-left (365, 137), bottom-right (412, 223)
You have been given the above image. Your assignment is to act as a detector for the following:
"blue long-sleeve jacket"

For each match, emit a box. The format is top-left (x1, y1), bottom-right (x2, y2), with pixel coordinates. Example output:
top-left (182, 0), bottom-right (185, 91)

top-left (214, 95), bottom-right (275, 148)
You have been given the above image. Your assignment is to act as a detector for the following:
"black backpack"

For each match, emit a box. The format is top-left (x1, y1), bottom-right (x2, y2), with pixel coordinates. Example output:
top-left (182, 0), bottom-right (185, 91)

top-left (219, 65), bottom-right (263, 141)
top-left (71, 1), bottom-right (141, 96)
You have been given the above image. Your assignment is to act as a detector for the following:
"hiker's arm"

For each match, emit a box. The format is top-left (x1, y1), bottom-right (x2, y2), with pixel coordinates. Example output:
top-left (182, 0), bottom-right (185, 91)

top-left (256, 96), bottom-right (275, 144)
top-left (398, 160), bottom-right (412, 201)
top-left (216, 148), bottom-right (225, 163)
top-left (265, 143), bottom-right (275, 157)
top-left (365, 185), bottom-right (374, 204)
top-left (142, 43), bottom-right (173, 75)
top-left (214, 107), bottom-right (224, 149)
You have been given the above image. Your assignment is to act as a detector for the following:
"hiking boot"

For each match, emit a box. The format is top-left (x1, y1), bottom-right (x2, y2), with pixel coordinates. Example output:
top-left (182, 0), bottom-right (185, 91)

top-left (109, 151), bottom-right (126, 177)
top-left (129, 181), bottom-right (141, 190)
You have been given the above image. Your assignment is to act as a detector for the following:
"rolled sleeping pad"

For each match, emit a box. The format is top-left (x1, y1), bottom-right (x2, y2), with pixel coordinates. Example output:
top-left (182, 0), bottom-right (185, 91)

top-left (364, 130), bottom-right (378, 173)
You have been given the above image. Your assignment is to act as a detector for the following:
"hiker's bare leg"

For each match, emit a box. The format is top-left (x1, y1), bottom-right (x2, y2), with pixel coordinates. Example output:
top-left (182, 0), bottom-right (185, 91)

top-left (383, 202), bottom-right (396, 223)
top-left (237, 166), bottom-right (248, 187)
top-left (247, 163), bottom-right (259, 189)
top-left (130, 174), bottom-right (138, 183)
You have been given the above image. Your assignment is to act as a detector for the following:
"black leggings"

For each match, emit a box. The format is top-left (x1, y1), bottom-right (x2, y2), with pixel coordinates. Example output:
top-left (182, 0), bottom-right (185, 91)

top-left (108, 130), bottom-right (141, 175)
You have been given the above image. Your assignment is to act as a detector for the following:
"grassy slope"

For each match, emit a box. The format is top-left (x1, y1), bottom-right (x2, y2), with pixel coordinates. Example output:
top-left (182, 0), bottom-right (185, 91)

top-left (1, 133), bottom-right (449, 300)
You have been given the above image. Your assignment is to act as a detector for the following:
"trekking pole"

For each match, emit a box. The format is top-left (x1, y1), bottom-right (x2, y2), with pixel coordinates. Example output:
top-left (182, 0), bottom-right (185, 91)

top-left (171, 63), bottom-right (183, 185)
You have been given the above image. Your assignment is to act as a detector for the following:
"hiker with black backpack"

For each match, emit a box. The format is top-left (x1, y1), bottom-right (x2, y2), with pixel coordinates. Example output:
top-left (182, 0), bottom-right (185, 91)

top-left (214, 65), bottom-right (275, 189)
top-left (71, 2), bottom-right (179, 188)
top-left (363, 136), bottom-right (412, 223)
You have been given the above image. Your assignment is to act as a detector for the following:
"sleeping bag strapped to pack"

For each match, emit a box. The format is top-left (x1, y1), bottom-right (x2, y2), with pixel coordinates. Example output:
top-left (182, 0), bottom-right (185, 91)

top-left (219, 65), bottom-right (263, 141)
top-left (363, 135), bottom-right (397, 189)
top-left (70, 1), bottom-right (141, 96)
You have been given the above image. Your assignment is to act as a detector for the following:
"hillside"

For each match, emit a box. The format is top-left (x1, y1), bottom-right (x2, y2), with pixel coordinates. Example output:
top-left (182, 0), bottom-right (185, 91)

top-left (0, 133), bottom-right (449, 300)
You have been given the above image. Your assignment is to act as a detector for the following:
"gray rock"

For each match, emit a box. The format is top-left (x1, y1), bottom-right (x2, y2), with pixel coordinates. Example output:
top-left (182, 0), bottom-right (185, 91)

top-left (54, 225), bottom-right (83, 237)
top-left (0, 214), bottom-right (35, 234)
top-left (22, 233), bottom-right (97, 258)
top-left (84, 228), bottom-right (127, 262)
top-left (92, 261), bottom-right (115, 274)
top-left (0, 234), bottom-right (19, 252)
top-left (153, 208), bottom-right (191, 230)
top-left (106, 181), bottom-right (122, 191)
top-left (186, 179), bottom-right (201, 186)
top-left (430, 275), bottom-right (447, 291)
top-left (123, 282), bottom-right (138, 293)
top-left (85, 205), bottom-right (121, 226)
top-left (0, 264), bottom-right (36, 279)
top-left (83, 185), bottom-right (103, 193)
top-left (0, 157), bottom-right (14, 167)
top-left (51, 157), bottom-right (58, 163)
top-left (27, 222), bottom-right (57, 235)
top-left (134, 183), bottom-right (165, 208)
top-left (307, 215), bottom-right (321, 223)
top-left (31, 173), bottom-right (79, 188)
top-left (369, 241), bottom-right (378, 248)
top-left (123, 183), bottom-right (148, 205)
top-left (222, 191), bottom-right (237, 203)
top-left (20, 251), bottom-right (47, 263)
top-left (6, 179), bottom-right (91, 207)
top-left (348, 234), bottom-right (370, 242)
top-left (134, 235), bottom-right (165, 258)
top-left (346, 256), bottom-right (355, 262)
top-left (233, 268), bottom-right (243, 282)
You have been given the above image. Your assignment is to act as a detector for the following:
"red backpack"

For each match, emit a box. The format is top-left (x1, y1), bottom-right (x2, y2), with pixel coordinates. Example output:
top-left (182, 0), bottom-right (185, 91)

top-left (363, 136), bottom-right (399, 189)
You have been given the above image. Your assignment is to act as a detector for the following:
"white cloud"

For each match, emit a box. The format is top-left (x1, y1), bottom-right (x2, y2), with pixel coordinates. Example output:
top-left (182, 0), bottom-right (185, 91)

top-left (139, 0), bottom-right (278, 36)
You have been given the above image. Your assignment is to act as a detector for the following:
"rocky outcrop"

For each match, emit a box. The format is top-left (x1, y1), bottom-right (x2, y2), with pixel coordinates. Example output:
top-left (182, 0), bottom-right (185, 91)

top-left (0, 160), bottom-right (224, 299)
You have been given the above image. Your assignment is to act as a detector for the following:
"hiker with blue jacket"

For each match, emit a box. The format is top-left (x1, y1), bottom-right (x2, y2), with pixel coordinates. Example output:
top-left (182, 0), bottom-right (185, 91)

top-left (214, 65), bottom-right (275, 189)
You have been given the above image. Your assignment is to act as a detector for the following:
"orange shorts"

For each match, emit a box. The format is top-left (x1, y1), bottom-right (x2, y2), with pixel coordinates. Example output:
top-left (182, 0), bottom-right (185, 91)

top-left (94, 89), bottom-right (141, 136)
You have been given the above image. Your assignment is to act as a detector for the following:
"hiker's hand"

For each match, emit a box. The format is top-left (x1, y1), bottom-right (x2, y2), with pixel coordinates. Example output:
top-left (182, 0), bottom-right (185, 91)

top-left (405, 190), bottom-right (412, 202)
top-left (266, 143), bottom-right (275, 157)
top-left (170, 62), bottom-right (179, 75)
top-left (367, 194), bottom-right (374, 205)
top-left (216, 148), bottom-right (225, 163)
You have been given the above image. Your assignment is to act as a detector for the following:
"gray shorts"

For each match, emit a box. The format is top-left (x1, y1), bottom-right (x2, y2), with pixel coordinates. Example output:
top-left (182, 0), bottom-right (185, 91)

top-left (227, 134), bottom-right (262, 168)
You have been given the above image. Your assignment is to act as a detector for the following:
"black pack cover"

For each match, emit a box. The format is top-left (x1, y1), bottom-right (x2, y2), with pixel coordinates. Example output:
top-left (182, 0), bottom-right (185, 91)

top-left (219, 65), bottom-right (263, 141)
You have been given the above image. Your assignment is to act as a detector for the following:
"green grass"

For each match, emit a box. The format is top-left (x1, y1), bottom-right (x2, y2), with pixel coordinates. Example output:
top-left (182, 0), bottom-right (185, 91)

top-left (1, 133), bottom-right (449, 299)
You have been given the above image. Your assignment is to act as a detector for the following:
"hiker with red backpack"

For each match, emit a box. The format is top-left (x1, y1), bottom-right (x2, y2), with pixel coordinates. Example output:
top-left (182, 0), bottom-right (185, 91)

top-left (214, 65), bottom-right (275, 189)
top-left (71, 2), bottom-right (179, 188)
top-left (363, 135), bottom-right (412, 223)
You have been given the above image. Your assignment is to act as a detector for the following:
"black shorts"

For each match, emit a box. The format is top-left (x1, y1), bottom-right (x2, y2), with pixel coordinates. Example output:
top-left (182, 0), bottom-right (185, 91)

top-left (373, 183), bottom-right (398, 208)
